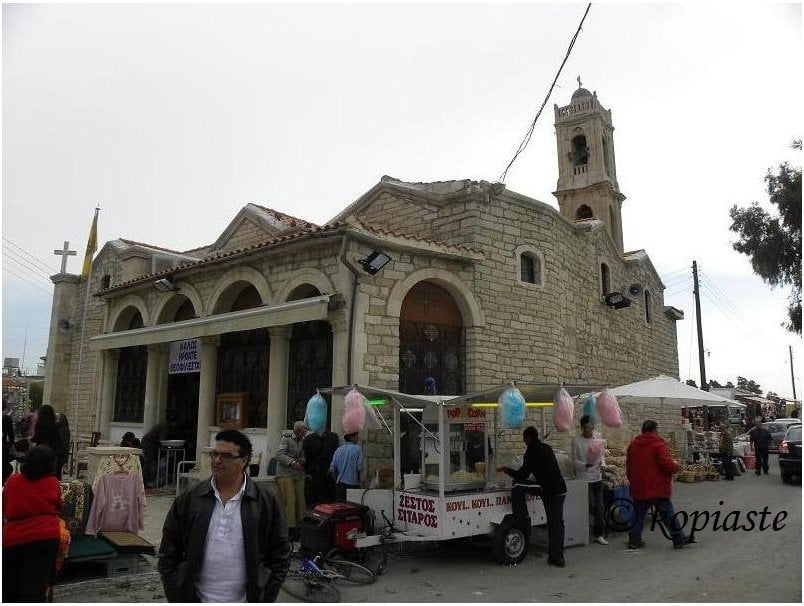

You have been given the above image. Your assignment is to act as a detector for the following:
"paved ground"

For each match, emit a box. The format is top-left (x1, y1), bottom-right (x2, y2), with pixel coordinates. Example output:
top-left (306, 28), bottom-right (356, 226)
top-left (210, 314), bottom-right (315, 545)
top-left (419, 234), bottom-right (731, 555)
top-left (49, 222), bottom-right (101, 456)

top-left (54, 460), bottom-right (801, 602)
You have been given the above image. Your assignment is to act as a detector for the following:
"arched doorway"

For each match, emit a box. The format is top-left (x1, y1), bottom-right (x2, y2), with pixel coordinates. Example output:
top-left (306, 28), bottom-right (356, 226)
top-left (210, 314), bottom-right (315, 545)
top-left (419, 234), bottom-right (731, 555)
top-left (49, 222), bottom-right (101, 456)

top-left (215, 284), bottom-right (270, 427)
top-left (114, 310), bottom-right (147, 422)
top-left (398, 281), bottom-right (465, 396)
top-left (164, 296), bottom-right (201, 451)
top-left (286, 285), bottom-right (333, 429)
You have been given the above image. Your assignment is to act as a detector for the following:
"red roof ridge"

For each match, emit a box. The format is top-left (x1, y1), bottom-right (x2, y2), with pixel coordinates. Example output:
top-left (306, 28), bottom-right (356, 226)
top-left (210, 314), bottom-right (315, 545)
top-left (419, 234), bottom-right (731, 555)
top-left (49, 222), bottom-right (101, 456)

top-left (248, 203), bottom-right (319, 229)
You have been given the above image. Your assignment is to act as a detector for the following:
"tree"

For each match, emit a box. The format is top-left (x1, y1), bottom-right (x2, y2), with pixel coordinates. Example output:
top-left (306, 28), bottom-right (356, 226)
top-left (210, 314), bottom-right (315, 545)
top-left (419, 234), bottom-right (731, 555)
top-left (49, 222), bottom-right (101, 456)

top-left (737, 376), bottom-right (762, 395)
top-left (28, 381), bottom-right (44, 407)
top-left (685, 379), bottom-right (698, 388)
top-left (725, 381), bottom-right (734, 388)
top-left (707, 379), bottom-right (723, 389)
top-left (729, 144), bottom-right (802, 334)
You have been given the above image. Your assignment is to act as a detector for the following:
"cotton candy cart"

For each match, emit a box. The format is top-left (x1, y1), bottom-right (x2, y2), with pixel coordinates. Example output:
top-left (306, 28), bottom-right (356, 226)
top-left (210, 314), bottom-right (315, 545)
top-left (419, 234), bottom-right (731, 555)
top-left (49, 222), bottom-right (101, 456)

top-left (322, 383), bottom-right (595, 564)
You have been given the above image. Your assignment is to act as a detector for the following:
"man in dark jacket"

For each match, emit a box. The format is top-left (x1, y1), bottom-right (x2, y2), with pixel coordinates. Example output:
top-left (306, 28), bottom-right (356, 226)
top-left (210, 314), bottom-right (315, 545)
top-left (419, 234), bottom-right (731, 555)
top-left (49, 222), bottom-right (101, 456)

top-left (158, 429), bottom-right (290, 602)
top-left (626, 420), bottom-right (687, 549)
top-left (749, 417), bottom-right (772, 475)
top-left (497, 426), bottom-right (567, 567)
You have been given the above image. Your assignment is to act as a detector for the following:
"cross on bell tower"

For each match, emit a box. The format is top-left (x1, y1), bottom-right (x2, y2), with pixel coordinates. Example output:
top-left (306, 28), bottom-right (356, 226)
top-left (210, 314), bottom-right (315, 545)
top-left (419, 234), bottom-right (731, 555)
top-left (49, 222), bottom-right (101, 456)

top-left (53, 241), bottom-right (77, 274)
top-left (552, 82), bottom-right (626, 252)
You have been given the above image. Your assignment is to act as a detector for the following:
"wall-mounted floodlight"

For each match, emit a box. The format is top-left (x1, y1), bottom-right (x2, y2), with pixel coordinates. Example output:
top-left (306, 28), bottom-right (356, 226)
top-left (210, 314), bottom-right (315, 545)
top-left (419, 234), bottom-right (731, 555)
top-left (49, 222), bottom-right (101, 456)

top-left (154, 277), bottom-right (177, 292)
top-left (604, 291), bottom-right (631, 309)
top-left (357, 251), bottom-right (391, 275)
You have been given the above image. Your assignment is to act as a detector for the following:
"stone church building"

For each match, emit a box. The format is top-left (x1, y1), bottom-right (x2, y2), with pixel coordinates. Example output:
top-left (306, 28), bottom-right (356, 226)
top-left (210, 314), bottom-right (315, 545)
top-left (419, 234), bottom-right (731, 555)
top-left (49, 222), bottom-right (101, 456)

top-left (44, 86), bottom-right (683, 470)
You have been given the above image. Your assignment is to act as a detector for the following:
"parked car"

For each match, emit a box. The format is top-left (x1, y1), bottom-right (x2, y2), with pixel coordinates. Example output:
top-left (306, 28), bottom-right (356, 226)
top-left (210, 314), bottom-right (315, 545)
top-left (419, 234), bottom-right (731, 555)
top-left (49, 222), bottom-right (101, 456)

top-left (778, 424), bottom-right (802, 484)
top-left (735, 419), bottom-right (801, 453)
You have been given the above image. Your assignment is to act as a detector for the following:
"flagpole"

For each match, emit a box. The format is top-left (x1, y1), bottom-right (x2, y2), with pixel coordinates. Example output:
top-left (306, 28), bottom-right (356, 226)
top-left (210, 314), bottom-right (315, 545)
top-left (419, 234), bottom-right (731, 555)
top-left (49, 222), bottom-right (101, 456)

top-left (73, 207), bottom-right (100, 442)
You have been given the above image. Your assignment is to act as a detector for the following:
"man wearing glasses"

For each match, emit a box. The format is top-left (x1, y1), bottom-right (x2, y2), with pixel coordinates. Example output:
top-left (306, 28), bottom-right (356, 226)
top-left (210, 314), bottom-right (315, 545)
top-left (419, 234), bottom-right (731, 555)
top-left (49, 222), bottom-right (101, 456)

top-left (158, 429), bottom-right (290, 602)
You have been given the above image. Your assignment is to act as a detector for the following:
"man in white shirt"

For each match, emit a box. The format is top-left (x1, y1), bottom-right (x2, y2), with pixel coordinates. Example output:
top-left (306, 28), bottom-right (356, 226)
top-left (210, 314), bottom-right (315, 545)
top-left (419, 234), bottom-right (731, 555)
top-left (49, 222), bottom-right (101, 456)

top-left (571, 415), bottom-right (609, 545)
top-left (159, 429), bottom-right (290, 602)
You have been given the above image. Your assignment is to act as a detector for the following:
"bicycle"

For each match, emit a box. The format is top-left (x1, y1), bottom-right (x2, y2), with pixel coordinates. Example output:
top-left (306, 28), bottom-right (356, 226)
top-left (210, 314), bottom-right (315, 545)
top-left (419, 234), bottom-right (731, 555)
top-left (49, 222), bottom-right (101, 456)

top-left (281, 551), bottom-right (376, 602)
top-left (281, 554), bottom-right (342, 603)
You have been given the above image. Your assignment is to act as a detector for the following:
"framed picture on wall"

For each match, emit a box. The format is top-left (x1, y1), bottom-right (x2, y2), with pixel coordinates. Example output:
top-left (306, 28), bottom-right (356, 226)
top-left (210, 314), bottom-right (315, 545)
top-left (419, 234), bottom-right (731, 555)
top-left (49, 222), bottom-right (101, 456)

top-left (216, 392), bottom-right (249, 429)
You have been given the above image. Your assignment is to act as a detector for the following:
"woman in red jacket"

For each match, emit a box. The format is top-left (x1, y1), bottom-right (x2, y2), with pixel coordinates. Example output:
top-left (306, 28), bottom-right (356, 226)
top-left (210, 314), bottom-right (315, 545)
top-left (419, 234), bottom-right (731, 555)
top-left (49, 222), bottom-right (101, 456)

top-left (625, 420), bottom-right (688, 550)
top-left (3, 445), bottom-right (63, 602)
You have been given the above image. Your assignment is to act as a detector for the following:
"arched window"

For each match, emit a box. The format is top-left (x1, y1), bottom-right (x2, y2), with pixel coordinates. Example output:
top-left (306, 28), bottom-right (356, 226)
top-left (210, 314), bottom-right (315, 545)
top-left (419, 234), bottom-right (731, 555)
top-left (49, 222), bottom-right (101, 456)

top-left (600, 263), bottom-right (611, 296)
top-left (644, 290), bottom-right (652, 323)
top-left (571, 134), bottom-right (589, 166)
top-left (520, 253), bottom-right (542, 285)
top-left (576, 204), bottom-right (594, 220)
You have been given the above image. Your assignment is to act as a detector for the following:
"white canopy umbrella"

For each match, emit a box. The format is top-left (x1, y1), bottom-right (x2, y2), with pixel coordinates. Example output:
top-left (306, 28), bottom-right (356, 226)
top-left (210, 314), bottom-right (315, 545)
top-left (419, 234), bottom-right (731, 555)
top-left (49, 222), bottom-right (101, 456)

top-left (607, 375), bottom-right (742, 409)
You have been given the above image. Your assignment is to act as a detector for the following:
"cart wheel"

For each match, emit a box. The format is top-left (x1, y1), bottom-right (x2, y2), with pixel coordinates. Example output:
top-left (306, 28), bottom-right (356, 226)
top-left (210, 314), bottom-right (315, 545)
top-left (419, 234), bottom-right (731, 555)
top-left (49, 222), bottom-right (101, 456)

top-left (492, 516), bottom-right (529, 565)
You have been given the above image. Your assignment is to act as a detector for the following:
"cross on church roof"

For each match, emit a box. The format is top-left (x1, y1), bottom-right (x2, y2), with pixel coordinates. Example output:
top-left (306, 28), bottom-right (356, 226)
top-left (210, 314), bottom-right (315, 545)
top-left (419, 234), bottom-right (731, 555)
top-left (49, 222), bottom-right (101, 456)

top-left (54, 240), bottom-right (77, 274)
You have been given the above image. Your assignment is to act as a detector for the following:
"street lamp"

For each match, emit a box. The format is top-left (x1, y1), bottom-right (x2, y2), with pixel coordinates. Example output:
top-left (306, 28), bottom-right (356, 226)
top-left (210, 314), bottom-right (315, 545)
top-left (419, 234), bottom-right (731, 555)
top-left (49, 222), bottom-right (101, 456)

top-left (357, 251), bottom-right (391, 275)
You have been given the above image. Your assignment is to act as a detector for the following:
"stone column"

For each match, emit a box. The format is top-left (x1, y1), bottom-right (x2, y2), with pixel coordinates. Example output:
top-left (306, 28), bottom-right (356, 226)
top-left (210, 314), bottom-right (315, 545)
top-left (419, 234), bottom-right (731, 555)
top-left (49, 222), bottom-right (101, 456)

top-left (265, 326), bottom-right (291, 460)
top-left (330, 315), bottom-right (349, 436)
top-left (142, 344), bottom-right (165, 431)
top-left (97, 350), bottom-right (119, 438)
top-left (156, 345), bottom-right (171, 424)
top-left (43, 274), bottom-right (81, 409)
top-left (196, 336), bottom-right (219, 461)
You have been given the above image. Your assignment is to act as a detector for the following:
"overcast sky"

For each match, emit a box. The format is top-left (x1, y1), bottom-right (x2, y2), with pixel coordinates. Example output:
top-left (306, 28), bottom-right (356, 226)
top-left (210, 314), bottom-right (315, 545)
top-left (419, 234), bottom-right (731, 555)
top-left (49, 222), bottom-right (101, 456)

top-left (2, 2), bottom-right (801, 397)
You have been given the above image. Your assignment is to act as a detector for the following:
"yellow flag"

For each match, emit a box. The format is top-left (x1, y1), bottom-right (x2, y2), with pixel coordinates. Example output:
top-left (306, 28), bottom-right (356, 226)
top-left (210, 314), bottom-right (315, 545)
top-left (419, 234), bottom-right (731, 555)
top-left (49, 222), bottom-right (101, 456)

top-left (81, 208), bottom-right (99, 280)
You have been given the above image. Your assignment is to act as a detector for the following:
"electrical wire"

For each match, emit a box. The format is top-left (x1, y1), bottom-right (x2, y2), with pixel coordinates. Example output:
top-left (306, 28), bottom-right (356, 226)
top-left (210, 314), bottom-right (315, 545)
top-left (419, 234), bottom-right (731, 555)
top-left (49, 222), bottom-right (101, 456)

top-left (2, 237), bottom-right (56, 275)
top-left (699, 271), bottom-right (747, 319)
top-left (2, 265), bottom-right (54, 296)
top-left (660, 266), bottom-right (691, 281)
top-left (2, 247), bottom-right (54, 282)
top-left (499, 3), bottom-right (593, 183)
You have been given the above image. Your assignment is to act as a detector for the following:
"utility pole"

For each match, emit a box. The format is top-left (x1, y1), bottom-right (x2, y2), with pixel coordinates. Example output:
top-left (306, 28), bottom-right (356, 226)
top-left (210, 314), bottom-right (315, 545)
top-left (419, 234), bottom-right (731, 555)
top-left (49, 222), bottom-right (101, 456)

top-left (692, 261), bottom-right (708, 391)
top-left (790, 345), bottom-right (797, 400)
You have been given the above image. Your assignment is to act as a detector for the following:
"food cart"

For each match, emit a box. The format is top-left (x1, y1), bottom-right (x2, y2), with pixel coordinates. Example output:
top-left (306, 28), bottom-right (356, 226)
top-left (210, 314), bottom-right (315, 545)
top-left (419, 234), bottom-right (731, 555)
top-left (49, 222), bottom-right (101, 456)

top-left (322, 383), bottom-right (593, 564)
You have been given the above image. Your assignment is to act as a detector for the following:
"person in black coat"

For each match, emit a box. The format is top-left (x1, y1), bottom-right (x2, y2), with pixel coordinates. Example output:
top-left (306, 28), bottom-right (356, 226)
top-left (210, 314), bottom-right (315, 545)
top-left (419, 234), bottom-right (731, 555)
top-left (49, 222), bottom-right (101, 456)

top-left (3, 400), bottom-right (15, 484)
top-left (497, 426), bottom-right (567, 567)
top-left (55, 412), bottom-right (71, 480)
top-left (302, 430), bottom-right (339, 505)
top-left (749, 417), bottom-right (772, 475)
top-left (158, 430), bottom-right (290, 602)
top-left (32, 405), bottom-right (63, 478)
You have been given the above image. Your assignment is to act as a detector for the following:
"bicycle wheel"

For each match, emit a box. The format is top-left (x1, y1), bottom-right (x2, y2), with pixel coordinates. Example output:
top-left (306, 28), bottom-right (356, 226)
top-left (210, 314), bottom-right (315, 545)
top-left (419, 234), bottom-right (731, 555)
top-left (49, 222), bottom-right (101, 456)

top-left (281, 573), bottom-right (341, 603)
top-left (325, 558), bottom-right (376, 584)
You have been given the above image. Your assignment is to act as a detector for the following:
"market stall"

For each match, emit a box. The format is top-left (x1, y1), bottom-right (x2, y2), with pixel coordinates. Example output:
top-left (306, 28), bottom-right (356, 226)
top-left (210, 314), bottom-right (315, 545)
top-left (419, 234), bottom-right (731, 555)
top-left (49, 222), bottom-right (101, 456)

top-left (322, 383), bottom-right (593, 565)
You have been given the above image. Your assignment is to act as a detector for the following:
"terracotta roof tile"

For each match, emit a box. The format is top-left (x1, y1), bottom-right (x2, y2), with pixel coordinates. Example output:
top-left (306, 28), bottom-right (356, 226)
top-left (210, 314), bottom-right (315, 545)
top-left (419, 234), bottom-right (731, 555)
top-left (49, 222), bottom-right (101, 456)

top-left (101, 219), bottom-right (480, 295)
top-left (249, 203), bottom-right (319, 230)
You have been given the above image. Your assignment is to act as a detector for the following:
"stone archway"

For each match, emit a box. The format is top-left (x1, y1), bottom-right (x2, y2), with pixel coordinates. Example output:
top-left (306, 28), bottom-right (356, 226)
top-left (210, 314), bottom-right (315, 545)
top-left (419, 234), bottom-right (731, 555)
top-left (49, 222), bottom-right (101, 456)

top-left (398, 281), bottom-right (465, 396)
top-left (114, 309), bottom-right (147, 422)
top-left (215, 284), bottom-right (270, 427)
top-left (285, 285), bottom-right (333, 429)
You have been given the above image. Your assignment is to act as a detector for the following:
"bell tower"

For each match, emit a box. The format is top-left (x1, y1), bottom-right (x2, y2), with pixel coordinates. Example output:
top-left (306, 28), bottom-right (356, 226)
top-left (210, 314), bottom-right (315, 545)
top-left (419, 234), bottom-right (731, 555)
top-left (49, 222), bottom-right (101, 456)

top-left (553, 80), bottom-right (625, 252)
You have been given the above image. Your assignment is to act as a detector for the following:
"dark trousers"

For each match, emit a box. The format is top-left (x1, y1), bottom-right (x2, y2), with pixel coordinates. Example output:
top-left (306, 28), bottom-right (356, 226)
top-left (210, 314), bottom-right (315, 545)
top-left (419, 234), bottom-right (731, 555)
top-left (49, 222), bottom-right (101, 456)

top-left (511, 484), bottom-right (565, 561)
top-left (755, 450), bottom-right (769, 474)
top-left (630, 498), bottom-right (686, 545)
top-left (721, 456), bottom-right (735, 479)
top-left (336, 482), bottom-right (359, 502)
top-left (3, 538), bottom-right (60, 602)
top-left (588, 480), bottom-right (605, 537)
